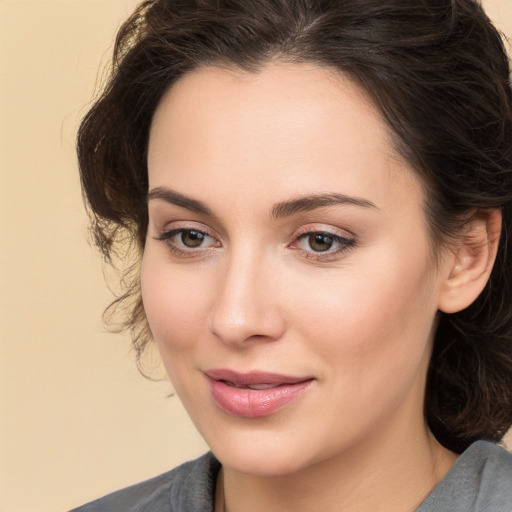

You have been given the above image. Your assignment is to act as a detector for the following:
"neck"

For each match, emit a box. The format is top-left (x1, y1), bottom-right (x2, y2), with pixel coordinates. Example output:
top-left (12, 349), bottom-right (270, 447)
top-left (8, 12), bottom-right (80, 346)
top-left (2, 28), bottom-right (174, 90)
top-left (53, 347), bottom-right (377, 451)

top-left (218, 418), bottom-right (457, 512)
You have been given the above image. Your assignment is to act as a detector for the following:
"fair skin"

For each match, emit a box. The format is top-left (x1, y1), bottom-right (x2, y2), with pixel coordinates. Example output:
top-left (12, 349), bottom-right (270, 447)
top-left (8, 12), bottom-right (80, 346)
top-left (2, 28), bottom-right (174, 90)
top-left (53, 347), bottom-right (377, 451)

top-left (142, 63), bottom-right (498, 511)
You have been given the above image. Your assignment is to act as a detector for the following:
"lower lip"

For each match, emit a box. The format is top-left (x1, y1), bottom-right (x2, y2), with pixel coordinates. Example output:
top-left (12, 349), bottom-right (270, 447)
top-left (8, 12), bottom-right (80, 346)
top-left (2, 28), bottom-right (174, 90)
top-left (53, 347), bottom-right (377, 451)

top-left (206, 377), bottom-right (313, 418)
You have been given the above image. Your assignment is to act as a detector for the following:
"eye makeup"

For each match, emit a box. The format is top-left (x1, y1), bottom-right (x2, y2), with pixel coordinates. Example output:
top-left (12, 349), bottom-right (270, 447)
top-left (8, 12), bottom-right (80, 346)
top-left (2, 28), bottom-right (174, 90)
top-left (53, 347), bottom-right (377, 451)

top-left (154, 221), bottom-right (357, 263)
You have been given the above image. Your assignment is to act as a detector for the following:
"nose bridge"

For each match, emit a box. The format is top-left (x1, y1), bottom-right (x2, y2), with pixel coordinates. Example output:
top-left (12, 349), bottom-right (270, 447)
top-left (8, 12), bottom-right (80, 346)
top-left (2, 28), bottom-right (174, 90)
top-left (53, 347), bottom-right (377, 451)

top-left (209, 243), bottom-right (284, 346)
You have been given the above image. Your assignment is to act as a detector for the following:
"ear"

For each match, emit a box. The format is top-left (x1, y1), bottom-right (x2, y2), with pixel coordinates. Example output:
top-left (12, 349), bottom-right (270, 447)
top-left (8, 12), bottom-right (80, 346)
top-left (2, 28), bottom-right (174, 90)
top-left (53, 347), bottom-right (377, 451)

top-left (438, 209), bottom-right (501, 314)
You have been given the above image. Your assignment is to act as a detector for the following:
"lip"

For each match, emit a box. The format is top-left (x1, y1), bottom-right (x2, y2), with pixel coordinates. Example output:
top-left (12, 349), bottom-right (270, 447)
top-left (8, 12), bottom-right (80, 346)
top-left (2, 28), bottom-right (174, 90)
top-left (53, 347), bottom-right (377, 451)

top-left (204, 369), bottom-right (314, 418)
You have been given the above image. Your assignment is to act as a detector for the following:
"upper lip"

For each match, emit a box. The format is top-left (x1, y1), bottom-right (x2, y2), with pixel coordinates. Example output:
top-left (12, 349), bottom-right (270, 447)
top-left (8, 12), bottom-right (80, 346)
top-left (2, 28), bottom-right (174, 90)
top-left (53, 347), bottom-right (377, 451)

top-left (204, 368), bottom-right (312, 386)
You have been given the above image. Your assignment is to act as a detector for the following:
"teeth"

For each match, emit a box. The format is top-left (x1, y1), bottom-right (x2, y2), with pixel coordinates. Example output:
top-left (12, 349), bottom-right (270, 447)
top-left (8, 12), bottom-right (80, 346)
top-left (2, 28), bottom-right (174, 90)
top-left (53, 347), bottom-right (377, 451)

top-left (224, 381), bottom-right (277, 390)
top-left (247, 384), bottom-right (277, 390)
top-left (224, 381), bottom-right (242, 388)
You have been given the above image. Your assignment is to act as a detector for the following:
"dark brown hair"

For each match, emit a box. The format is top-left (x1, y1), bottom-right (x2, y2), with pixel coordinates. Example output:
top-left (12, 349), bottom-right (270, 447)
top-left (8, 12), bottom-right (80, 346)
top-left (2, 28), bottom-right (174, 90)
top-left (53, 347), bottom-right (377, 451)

top-left (77, 0), bottom-right (512, 453)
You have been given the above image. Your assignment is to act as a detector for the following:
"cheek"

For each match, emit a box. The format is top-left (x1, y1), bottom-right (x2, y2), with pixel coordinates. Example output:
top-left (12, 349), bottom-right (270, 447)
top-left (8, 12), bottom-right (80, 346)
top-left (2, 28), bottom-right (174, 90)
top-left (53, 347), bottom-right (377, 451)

top-left (140, 250), bottom-right (211, 352)
top-left (286, 247), bottom-right (439, 380)
top-left (282, 253), bottom-right (439, 444)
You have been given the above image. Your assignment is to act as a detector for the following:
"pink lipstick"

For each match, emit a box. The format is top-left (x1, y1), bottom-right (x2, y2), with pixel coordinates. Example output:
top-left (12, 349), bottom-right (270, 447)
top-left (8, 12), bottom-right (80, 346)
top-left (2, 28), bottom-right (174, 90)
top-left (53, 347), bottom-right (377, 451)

top-left (204, 369), bottom-right (314, 418)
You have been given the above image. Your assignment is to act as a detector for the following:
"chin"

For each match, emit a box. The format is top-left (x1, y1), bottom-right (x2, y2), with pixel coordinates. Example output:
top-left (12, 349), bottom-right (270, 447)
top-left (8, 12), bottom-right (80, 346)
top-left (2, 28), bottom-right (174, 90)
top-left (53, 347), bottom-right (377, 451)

top-left (217, 446), bottom-right (311, 477)
top-left (201, 422), bottom-right (325, 477)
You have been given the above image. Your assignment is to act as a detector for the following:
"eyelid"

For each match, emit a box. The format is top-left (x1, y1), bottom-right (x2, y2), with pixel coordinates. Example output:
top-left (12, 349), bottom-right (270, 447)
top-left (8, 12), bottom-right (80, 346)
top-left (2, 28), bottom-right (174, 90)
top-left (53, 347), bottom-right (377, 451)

top-left (289, 223), bottom-right (357, 261)
top-left (154, 220), bottom-right (218, 239)
top-left (153, 221), bottom-right (221, 256)
top-left (292, 223), bottom-right (355, 240)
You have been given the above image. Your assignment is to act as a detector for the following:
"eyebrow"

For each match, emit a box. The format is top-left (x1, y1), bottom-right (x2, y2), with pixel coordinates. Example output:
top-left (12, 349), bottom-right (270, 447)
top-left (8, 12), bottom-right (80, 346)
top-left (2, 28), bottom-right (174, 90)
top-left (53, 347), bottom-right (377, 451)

top-left (147, 187), bottom-right (377, 219)
top-left (270, 193), bottom-right (377, 219)
top-left (147, 187), bottom-right (213, 216)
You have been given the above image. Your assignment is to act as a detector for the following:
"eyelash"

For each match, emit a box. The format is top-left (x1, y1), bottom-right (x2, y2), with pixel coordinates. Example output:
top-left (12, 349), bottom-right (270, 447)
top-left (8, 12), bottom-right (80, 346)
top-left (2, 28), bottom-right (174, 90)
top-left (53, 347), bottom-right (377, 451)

top-left (290, 227), bottom-right (356, 261)
top-left (154, 225), bottom-right (356, 262)
top-left (154, 227), bottom-right (220, 258)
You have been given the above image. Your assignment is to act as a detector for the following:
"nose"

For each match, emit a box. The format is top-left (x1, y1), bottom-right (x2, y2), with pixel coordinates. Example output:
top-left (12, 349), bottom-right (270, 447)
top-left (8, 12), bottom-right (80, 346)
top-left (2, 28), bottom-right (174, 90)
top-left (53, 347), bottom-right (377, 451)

top-left (208, 251), bottom-right (286, 347)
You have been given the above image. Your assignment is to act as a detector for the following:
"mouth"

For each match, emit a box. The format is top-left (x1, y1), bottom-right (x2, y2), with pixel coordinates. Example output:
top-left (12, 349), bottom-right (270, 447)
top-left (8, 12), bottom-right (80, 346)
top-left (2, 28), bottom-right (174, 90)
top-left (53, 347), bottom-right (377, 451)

top-left (224, 382), bottom-right (281, 390)
top-left (204, 369), bottom-right (314, 418)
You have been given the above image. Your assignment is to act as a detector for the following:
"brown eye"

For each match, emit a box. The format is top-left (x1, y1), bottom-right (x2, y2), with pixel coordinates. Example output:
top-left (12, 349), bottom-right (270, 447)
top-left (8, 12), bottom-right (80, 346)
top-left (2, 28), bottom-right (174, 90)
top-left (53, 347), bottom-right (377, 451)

top-left (293, 229), bottom-right (356, 260)
top-left (155, 227), bottom-right (218, 254)
top-left (307, 233), bottom-right (334, 252)
top-left (180, 229), bottom-right (206, 248)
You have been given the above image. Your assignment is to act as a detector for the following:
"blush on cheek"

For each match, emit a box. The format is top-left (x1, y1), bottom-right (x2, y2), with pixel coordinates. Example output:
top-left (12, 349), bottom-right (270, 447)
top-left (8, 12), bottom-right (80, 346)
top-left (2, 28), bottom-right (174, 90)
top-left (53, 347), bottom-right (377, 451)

top-left (141, 255), bottom-right (215, 353)
top-left (306, 255), bottom-right (435, 372)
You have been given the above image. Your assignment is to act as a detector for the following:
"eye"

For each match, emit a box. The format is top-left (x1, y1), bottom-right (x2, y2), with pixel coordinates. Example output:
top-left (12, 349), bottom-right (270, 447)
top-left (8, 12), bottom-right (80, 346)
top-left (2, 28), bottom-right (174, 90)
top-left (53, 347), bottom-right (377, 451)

top-left (177, 229), bottom-right (210, 248)
top-left (155, 227), bottom-right (219, 255)
top-left (299, 232), bottom-right (338, 252)
top-left (291, 227), bottom-right (356, 261)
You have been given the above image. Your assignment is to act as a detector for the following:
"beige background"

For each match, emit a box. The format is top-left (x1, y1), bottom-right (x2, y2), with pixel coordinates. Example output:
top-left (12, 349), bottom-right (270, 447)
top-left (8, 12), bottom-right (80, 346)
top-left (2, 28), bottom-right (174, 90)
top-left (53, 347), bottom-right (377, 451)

top-left (0, 1), bottom-right (511, 511)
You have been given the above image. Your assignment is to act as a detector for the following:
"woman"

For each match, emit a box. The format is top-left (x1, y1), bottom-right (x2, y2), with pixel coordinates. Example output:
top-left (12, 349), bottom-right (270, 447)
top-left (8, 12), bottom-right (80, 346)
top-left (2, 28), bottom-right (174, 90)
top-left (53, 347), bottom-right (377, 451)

top-left (72, 0), bottom-right (512, 510)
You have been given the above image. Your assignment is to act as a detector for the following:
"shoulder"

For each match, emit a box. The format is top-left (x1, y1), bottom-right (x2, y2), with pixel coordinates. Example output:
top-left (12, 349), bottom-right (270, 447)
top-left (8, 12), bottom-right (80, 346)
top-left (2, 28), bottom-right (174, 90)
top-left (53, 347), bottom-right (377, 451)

top-left (69, 452), bottom-right (220, 512)
top-left (417, 441), bottom-right (512, 512)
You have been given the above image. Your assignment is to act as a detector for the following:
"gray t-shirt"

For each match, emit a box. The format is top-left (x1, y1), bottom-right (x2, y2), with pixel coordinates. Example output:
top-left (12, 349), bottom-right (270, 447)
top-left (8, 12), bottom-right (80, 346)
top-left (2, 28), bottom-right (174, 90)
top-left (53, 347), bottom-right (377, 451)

top-left (417, 441), bottom-right (512, 511)
top-left (70, 441), bottom-right (512, 511)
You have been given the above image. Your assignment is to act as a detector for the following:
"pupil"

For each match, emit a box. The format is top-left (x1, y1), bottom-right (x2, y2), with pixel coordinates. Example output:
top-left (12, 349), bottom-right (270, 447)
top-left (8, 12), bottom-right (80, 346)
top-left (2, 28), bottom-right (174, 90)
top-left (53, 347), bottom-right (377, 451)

top-left (309, 233), bottom-right (333, 252)
top-left (181, 230), bottom-right (204, 248)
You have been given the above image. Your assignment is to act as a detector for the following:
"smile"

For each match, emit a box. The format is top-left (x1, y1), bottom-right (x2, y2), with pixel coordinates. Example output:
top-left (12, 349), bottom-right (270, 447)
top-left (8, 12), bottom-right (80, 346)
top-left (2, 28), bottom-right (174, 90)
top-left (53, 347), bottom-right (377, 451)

top-left (224, 382), bottom-right (278, 390)
top-left (204, 369), bottom-right (314, 418)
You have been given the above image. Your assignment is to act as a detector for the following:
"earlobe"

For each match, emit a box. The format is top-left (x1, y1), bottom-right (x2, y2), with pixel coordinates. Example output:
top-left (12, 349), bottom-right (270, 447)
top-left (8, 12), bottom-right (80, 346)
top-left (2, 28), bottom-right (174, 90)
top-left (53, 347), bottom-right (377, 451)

top-left (438, 209), bottom-right (501, 314)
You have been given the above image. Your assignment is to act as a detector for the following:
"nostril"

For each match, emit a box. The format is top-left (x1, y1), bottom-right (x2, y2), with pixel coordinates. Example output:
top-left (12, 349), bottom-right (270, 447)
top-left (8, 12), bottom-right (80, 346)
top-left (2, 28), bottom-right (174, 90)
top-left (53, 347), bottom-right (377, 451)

top-left (209, 309), bottom-right (286, 347)
top-left (208, 260), bottom-right (286, 345)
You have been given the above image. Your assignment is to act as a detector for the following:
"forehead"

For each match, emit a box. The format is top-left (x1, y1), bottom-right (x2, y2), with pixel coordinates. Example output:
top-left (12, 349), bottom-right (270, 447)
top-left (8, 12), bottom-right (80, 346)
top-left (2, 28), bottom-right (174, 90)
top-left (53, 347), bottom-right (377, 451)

top-left (148, 63), bottom-right (422, 213)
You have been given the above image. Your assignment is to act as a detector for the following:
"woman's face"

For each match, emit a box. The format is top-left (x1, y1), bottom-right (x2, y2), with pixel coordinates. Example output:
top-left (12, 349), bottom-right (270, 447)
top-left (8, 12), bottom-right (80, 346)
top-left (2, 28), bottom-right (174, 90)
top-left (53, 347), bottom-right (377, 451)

top-left (142, 64), bottom-right (452, 476)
